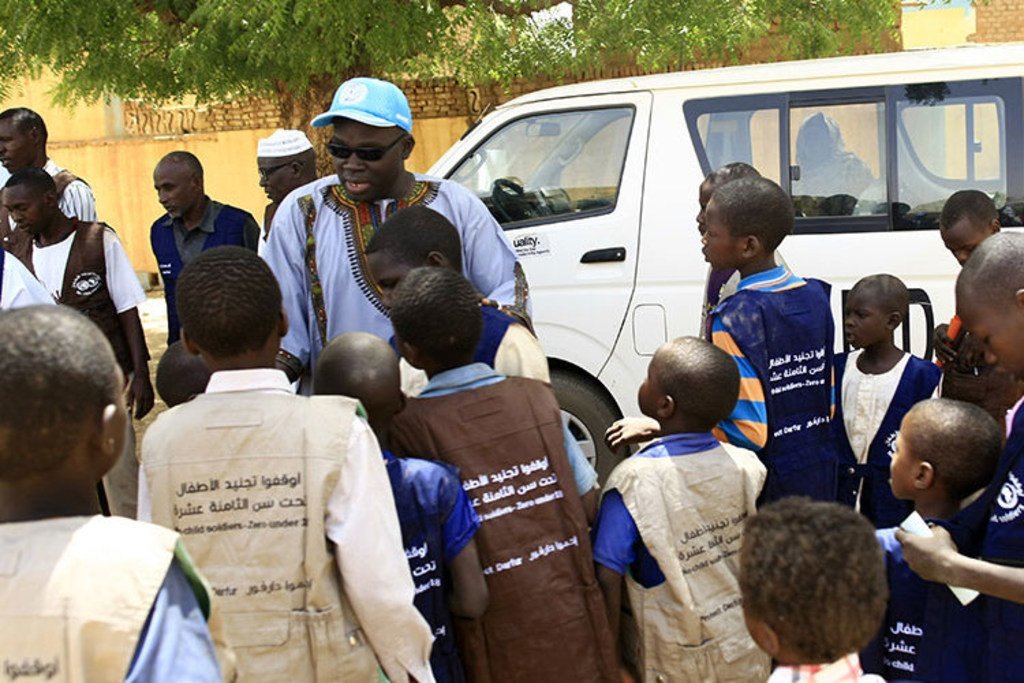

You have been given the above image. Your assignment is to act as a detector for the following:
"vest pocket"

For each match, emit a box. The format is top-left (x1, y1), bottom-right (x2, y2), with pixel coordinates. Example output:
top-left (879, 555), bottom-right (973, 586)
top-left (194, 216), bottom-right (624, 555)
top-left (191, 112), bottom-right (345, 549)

top-left (300, 606), bottom-right (378, 683)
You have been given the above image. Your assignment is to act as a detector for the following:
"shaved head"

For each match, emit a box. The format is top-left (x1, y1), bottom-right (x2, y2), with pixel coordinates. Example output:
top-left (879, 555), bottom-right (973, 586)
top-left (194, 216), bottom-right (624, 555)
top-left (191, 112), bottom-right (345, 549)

top-left (314, 332), bottom-right (403, 433)
top-left (850, 274), bottom-right (909, 317)
top-left (957, 232), bottom-right (1024, 309)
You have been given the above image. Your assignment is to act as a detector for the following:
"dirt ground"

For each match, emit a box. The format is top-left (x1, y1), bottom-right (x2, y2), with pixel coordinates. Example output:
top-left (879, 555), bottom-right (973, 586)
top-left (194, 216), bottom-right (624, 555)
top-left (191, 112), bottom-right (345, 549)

top-left (135, 291), bottom-right (170, 459)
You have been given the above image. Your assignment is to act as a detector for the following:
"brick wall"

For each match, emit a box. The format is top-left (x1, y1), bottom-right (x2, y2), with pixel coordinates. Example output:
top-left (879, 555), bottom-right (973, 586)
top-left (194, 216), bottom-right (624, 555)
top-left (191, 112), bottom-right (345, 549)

top-left (970, 0), bottom-right (1024, 43)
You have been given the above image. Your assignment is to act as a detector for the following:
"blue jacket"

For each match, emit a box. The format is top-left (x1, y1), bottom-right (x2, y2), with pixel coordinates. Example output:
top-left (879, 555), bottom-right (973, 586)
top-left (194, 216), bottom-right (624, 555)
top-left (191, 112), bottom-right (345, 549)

top-left (149, 206), bottom-right (251, 343)
top-left (834, 354), bottom-right (941, 528)
top-left (716, 279), bottom-right (837, 504)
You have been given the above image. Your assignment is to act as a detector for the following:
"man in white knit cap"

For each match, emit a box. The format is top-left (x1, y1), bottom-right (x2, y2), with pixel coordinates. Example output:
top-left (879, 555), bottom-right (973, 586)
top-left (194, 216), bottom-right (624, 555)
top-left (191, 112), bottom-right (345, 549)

top-left (256, 129), bottom-right (317, 251)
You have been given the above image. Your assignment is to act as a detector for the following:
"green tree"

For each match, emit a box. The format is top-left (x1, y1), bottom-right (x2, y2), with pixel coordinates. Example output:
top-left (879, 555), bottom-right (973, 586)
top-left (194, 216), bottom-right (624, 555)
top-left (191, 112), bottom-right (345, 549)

top-left (0, 0), bottom-right (899, 111)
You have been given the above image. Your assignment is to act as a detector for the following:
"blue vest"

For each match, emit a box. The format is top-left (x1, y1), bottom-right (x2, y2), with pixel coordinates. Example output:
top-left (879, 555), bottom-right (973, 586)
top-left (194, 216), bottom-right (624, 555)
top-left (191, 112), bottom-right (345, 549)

top-left (916, 406), bottom-right (1024, 681)
top-left (149, 206), bottom-right (250, 343)
top-left (834, 354), bottom-right (941, 528)
top-left (0, 249), bottom-right (5, 304)
top-left (861, 528), bottom-right (930, 681)
top-left (384, 451), bottom-right (467, 683)
top-left (716, 279), bottom-right (837, 503)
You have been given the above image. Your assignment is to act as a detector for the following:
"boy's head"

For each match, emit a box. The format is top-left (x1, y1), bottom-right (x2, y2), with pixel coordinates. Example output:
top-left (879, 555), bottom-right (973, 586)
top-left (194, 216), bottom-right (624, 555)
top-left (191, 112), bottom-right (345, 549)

top-left (740, 497), bottom-right (887, 666)
top-left (3, 168), bottom-right (61, 236)
top-left (176, 246), bottom-right (287, 368)
top-left (702, 176), bottom-right (793, 271)
top-left (956, 232), bottom-right (1024, 376)
top-left (390, 267), bottom-right (482, 375)
top-left (314, 332), bottom-right (403, 439)
top-left (697, 162), bottom-right (761, 235)
top-left (843, 274), bottom-right (908, 350)
top-left (890, 398), bottom-right (1001, 505)
top-left (0, 306), bottom-right (126, 485)
top-left (155, 341), bottom-right (211, 408)
top-left (639, 336), bottom-right (739, 432)
top-left (940, 190), bottom-right (1000, 266)
top-left (365, 206), bottom-right (463, 308)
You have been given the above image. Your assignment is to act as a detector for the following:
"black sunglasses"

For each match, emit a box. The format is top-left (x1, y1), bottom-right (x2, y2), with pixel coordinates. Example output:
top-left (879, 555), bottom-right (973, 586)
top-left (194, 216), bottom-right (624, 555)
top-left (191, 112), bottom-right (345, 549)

top-left (327, 134), bottom-right (405, 162)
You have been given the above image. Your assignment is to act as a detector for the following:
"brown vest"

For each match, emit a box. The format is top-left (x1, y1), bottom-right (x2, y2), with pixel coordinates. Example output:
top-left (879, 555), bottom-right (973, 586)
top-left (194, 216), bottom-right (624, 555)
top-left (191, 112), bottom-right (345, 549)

top-left (0, 170), bottom-right (83, 243)
top-left (391, 377), bottom-right (618, 683)
top-left (5, 220), bottom-right (133, 374)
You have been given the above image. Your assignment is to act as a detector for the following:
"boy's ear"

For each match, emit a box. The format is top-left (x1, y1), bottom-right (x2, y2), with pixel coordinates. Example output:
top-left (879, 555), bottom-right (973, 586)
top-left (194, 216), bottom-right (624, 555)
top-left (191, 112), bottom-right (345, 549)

top-left (916, 460), bottom-right (936, 490)
top-left (92, 403), bottom-right (128, 480)
top-left (180, 328), bottom-right (201, 356)
top-left (396, 336), bottom-right (426, 370)
top-left (886, 311), bottom-right (903, 332)
top-left (277, 309), bottom-right (289, 338)
top-left (988, 217), bottom-right (1001, 235)
top-left (739, 234), bottom-right (762, 259)
top-left (424, 250), bottom-right (451, 270)
top-left (743, 612), bottom-right (780, 659)
top-left (656, 393), bottom-right (676, 421)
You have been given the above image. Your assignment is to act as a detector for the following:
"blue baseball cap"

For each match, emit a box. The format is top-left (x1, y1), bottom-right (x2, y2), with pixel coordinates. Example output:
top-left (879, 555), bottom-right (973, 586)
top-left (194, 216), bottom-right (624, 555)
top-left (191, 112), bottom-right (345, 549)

top-left (311, 77), bottom-right (413, 132)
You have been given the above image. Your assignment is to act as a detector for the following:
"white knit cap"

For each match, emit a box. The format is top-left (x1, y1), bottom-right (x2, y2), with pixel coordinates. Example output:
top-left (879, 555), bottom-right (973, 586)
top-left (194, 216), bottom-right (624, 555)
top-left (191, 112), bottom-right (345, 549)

top-left (257, 129), bottom-right (314, 158)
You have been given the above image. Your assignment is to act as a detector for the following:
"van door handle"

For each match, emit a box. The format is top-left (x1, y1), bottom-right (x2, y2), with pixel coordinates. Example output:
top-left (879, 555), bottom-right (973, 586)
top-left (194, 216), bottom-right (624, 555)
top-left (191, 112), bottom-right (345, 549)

top-left (580, 247), bottom-right (626, 263)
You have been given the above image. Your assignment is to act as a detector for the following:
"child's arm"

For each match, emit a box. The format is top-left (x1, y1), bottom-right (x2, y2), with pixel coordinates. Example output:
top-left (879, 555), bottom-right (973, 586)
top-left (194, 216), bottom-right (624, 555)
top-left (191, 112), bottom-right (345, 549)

top-left (119, 307), bottom-right (155, 419)
top-left (447, 538), bottom-right (488, 619)
top-left (709, 315), bottom-right (768, 450)
top-left (897, 526), bottom-right (1024, 604)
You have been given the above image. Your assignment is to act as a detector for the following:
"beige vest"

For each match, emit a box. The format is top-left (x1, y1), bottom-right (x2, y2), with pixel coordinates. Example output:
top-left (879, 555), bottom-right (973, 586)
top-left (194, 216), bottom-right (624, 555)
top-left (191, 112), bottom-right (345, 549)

top-left (0, 516), bottom-right (179, 682)
top-left (142, 392), bottom-right (379, 683)
top-left (608, 443), bottom-right (771, 683)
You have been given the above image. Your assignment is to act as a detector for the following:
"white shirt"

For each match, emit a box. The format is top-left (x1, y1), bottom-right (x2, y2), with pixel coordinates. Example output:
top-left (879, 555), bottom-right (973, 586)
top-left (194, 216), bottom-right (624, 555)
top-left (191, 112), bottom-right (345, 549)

top-left (137, 368), bottom-right (436, 683)
top-left (43, 159), bottom-right (97, 222)
top-left (842, 349), bottom-right (910, 465)
top-left (31, 227), bottom-right (145, 313)
top-left (1, 251), bottom-right (53, 308)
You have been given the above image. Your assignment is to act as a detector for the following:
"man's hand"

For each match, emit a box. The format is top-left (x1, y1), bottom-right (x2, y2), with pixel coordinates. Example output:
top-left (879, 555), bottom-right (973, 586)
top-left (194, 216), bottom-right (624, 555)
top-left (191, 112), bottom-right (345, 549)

top-left (605, 416), bottom-right (660, 450)
top-left (127, 371), bottom-right (155, 419)
top-left (934, 323), bottom-right (957, 366)
top-left (896, 525), bottom-right (960, 584)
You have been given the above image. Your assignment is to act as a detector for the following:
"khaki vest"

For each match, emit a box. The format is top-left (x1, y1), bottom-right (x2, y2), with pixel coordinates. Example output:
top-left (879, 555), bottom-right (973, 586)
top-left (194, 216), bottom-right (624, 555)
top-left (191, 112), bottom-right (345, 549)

top-left (142, 392), bottom-right (379, 683)
top-left (608, 444), bottom-right (771, 683)
top-left (4, 220), bottom-right (134, 374)
top-left (0, 516), bottom-right (179, 682)
top-left (391, 377), bottom-right (618, 683)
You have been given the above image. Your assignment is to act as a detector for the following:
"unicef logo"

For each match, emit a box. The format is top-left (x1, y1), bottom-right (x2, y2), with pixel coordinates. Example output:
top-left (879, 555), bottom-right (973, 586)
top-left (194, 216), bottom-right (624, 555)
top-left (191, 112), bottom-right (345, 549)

top-left (338, 82), bottom-right (368, 105)
top-left (997, 472), bottom-right (1024, 510)
top-left (71, 272), bottom-right (102, 297)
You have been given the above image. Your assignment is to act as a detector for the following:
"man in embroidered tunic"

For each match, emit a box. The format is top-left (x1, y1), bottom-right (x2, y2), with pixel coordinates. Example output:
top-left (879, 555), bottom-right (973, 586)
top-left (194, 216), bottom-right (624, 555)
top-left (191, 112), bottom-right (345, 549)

top-left (262, 77), bottom-right (526, 389)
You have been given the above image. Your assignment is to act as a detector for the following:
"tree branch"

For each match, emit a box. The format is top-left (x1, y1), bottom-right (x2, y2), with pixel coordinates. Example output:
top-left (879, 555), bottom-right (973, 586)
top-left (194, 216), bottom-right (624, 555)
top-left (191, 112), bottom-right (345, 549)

top-left (437, 0), bottom-right (567, 18)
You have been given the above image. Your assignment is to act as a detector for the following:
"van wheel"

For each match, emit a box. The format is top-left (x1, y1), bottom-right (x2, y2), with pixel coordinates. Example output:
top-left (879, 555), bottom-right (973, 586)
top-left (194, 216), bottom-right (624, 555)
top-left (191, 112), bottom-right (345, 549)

top-left (550, 369), bottom-right (624, 485)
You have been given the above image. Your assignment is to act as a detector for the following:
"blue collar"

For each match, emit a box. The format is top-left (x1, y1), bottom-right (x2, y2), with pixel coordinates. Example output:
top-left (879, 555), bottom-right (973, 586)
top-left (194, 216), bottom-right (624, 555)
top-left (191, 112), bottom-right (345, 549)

top-left (636, 432), bottom-right (720, 457)
top-left (420, 362), bottom-right (504, 398)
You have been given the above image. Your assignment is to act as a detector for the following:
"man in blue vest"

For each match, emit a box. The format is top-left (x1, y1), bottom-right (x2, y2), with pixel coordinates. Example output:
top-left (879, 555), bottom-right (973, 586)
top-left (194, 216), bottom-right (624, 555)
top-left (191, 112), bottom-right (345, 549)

top-left (150, 151), bottom-right (260, 343)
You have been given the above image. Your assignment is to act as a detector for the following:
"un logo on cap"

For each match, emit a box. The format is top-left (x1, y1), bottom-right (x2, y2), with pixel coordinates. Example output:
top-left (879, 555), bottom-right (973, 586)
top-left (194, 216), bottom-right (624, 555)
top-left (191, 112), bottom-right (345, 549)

top-left (339, 82), bottom-right (368, 105)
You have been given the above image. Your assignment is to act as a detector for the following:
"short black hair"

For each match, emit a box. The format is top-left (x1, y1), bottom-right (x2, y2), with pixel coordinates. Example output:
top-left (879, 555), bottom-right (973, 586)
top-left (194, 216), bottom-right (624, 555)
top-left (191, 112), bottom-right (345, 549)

top-left (711, 176), bottom-right (794, 251)
top-left (849, 274), bottom-right (909, 317)
top-left (940, 190), bottom-right (997, 231)
top-left (366, 206), bottom-right (463, 270)
top-left (0, 306), bottom-right (121, 481)
top-left (740, 498), bottom-right (887, 664)
top-left (390, 267), bottom-right (481, 369)
top-left (902, 399), bottom-right (1002, 501)
top-left (158, 150), bottom-right (204, 180)
top-left (155, 341), bottom-right (211, 408)
top-left (652, 337), bottom-right (738, 429)
top-left (707, 162), bottom-right (761, 188)
top-left (4, 167), bottom-right (57, 195)
top-left (176, 246), bottom-right (282, 359)
top-left (956, 232), bottom-right (1024, 308)
top-left (0, 107), bottom-right (48, 144)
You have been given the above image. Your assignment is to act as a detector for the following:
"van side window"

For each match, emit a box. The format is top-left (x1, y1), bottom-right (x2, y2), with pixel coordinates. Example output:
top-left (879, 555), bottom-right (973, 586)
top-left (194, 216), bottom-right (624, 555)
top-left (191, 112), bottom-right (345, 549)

top-left (449, 107), bottom-right (634, 228)
top-left (895, 87), bottom-right (1011, 229)
top-left (695, 109), bottom-right (781, 183)
top-left (790, 103), bottom-right (887, 218)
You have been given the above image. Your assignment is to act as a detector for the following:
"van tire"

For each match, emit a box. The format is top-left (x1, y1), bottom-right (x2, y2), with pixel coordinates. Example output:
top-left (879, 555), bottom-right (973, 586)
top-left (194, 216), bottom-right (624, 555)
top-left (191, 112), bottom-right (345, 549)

top-left (550, 369), bottom-right (624, 485)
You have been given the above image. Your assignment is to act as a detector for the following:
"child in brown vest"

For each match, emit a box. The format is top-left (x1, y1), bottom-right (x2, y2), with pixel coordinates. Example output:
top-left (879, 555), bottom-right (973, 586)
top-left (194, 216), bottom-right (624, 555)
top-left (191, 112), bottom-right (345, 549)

top-left (0, 305), bottom-right (229, 682)
top-left (388, 266), bottom-right (617, 683)
top-left (138, 246), bottom-right (435, 683)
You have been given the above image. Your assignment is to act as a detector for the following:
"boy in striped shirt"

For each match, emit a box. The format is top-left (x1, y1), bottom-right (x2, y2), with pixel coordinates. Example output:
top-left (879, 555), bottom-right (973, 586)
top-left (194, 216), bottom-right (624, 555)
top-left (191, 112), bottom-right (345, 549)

top-left (702, 177), bottom-right (837, 504)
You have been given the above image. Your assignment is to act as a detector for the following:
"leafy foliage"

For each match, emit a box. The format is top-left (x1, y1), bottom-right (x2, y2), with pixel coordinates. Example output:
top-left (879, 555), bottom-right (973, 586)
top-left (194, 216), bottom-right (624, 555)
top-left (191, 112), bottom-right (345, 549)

top-left (0, 0), bottom-right (900, 104)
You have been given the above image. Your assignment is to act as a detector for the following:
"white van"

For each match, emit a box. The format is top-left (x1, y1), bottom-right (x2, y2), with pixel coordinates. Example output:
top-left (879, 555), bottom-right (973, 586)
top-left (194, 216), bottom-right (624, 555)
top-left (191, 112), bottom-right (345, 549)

top-left (429, 44), bottom-right (1024, 479)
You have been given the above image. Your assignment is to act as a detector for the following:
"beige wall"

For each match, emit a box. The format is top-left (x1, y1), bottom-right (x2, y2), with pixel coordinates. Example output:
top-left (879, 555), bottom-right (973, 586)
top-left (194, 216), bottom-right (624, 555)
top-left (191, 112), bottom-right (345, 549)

top-left (1, 75), bottom-right (470, 273)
